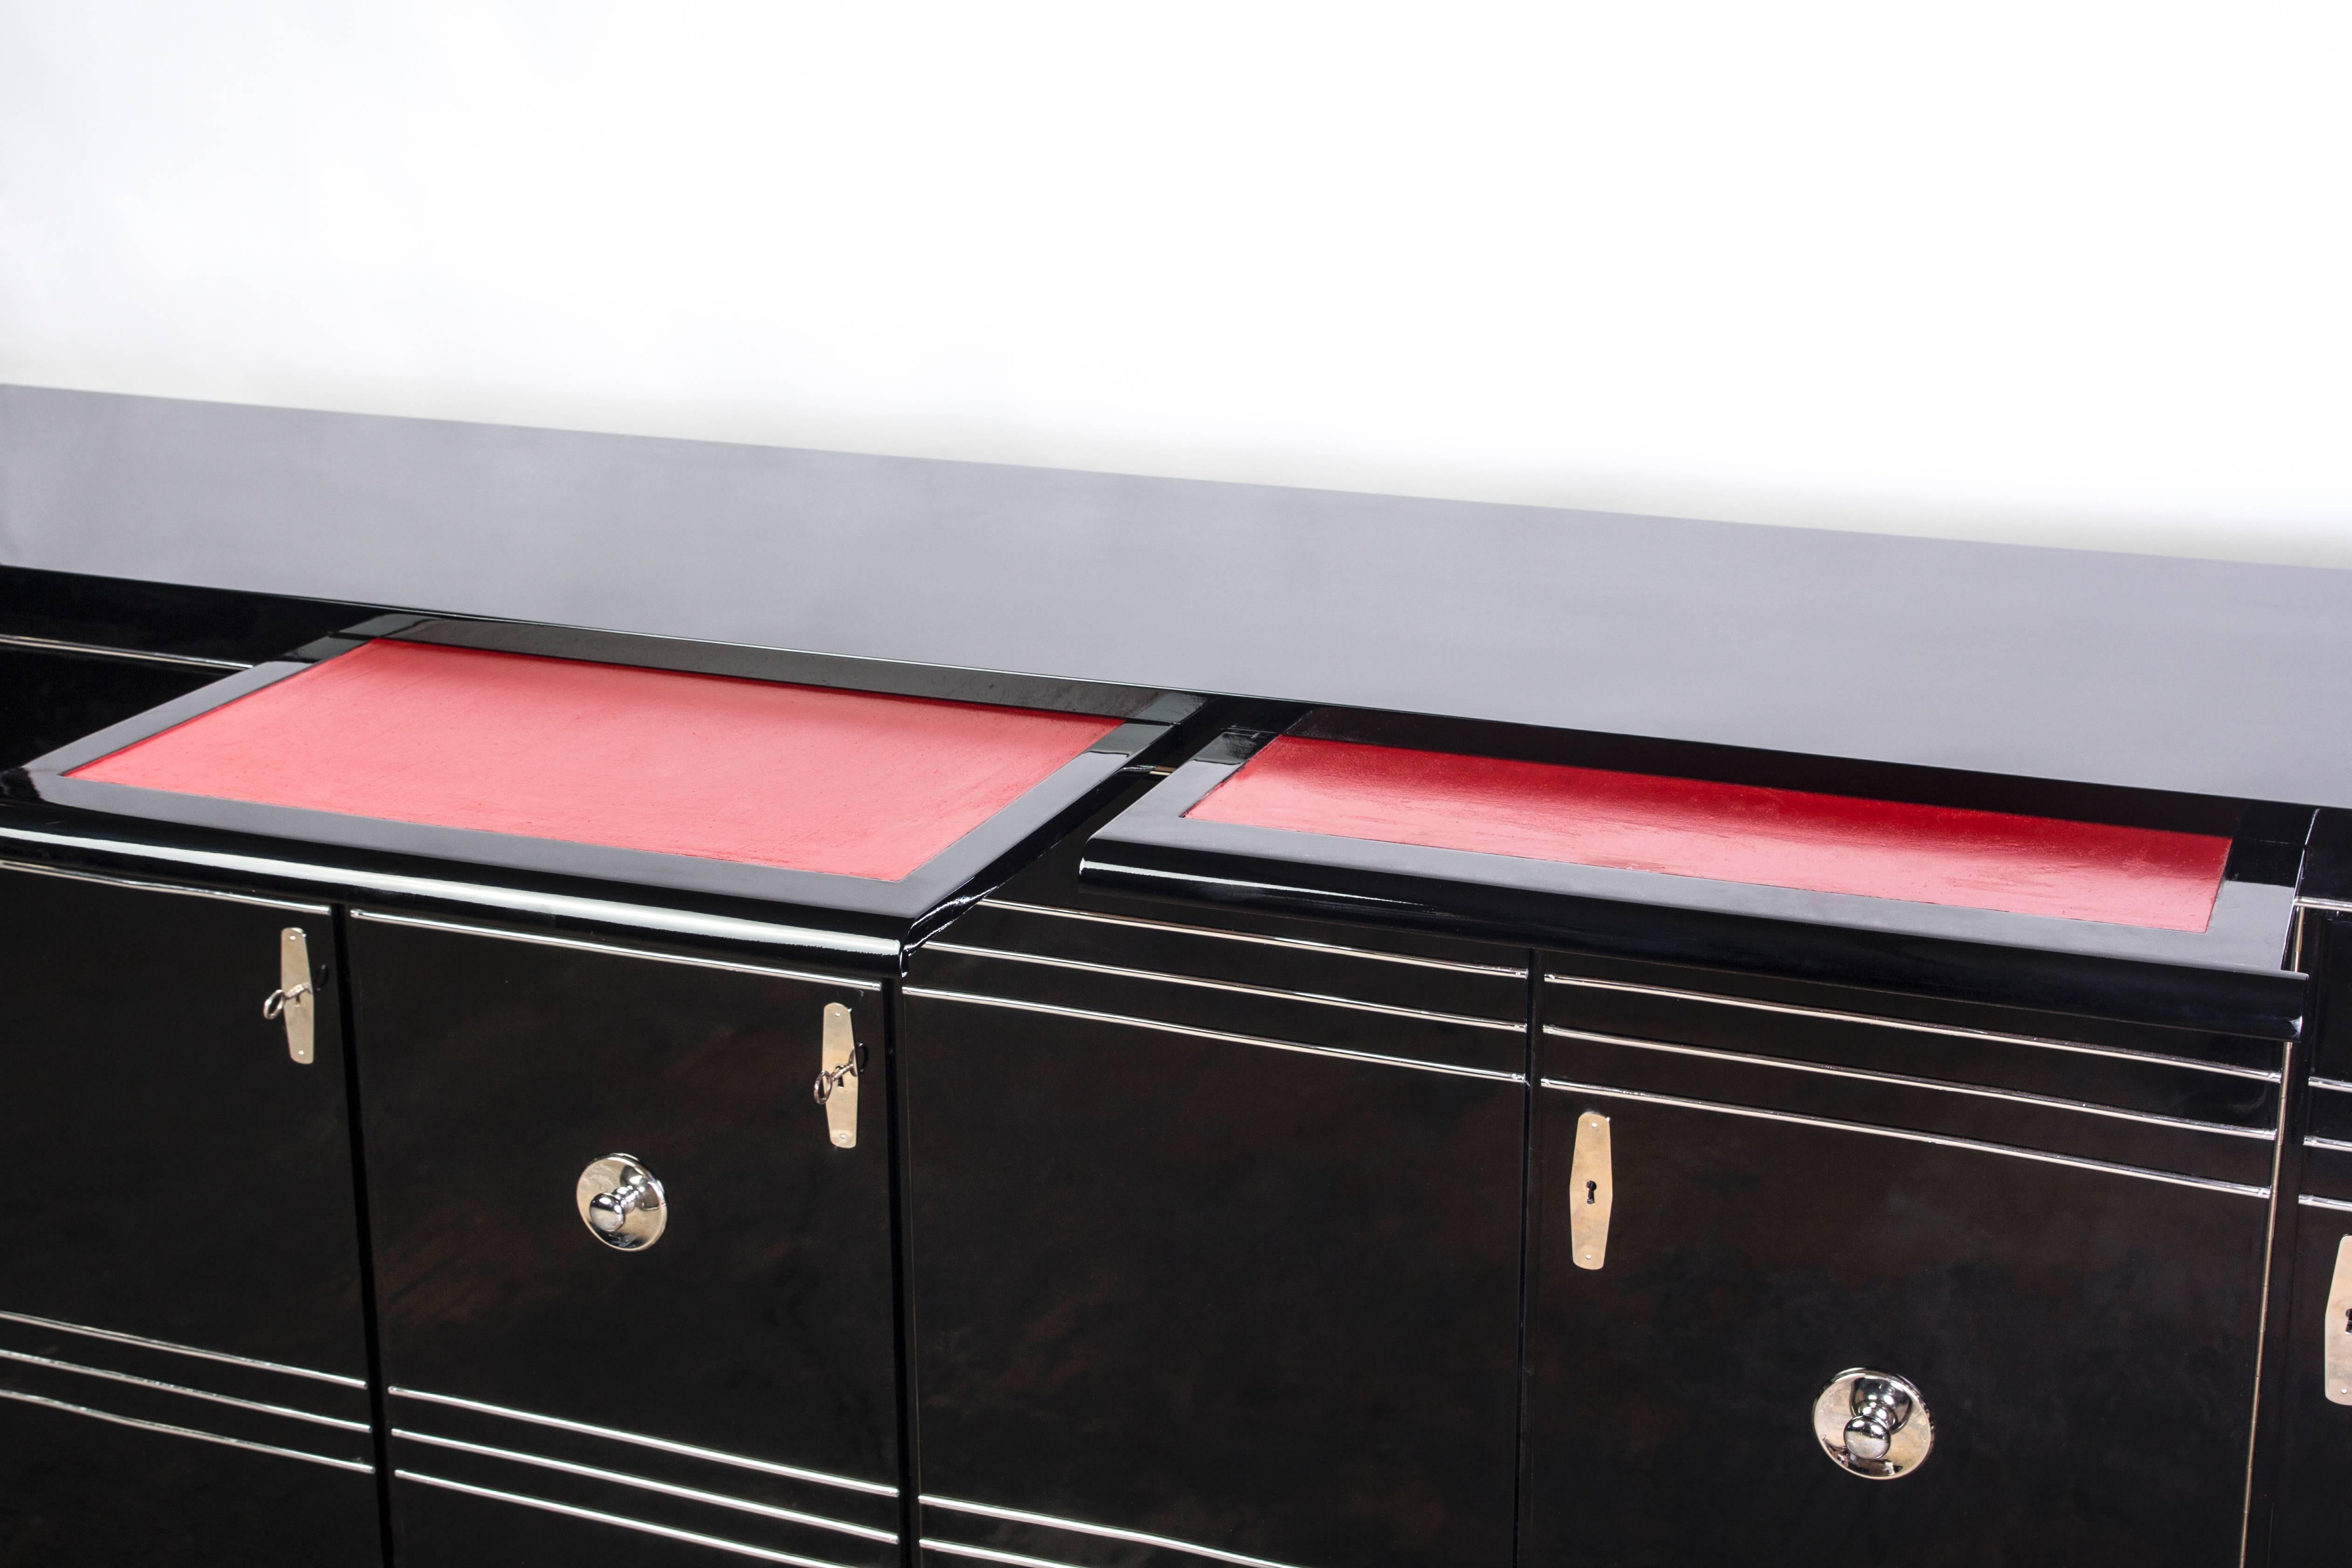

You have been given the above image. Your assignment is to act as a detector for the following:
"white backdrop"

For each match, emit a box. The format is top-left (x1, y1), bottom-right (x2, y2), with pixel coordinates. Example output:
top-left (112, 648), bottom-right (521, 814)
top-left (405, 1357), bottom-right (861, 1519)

top-left (3, 3), bottom-right (2346, 565)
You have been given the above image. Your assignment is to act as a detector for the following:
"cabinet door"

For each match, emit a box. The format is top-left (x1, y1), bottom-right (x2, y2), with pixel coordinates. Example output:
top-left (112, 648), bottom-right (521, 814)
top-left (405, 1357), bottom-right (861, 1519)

top-left (2268, 912), bottom-right (2352, 1568)
top-left (2268, 1200), bottom-right (2352, 1568)
top-left (348, 911), bottom-right (900, 1568)
top-left (0, 861), bottom-right (380, 1566)
top-left (903, 913), bottom-right (1528, 1568)
top-left (1526, 1056), bottom-right (2272, 1565)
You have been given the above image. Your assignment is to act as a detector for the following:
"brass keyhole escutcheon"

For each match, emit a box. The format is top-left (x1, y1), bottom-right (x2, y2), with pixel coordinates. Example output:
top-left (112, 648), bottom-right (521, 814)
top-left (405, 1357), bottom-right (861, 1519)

top-left (1568, 1112), bottom-right (1611, 1270)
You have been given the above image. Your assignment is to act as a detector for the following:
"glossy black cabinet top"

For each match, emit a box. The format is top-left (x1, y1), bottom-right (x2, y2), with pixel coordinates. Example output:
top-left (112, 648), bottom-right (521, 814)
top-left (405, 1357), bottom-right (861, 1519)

top-left (0, 563), bottom-right (369, 666)
top-left (7, 384), bottom-right (2352, 808)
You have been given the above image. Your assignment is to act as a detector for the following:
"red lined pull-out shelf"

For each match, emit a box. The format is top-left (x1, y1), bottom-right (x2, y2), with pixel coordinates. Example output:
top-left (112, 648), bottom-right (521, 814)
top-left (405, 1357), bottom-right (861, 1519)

top-left (1185, 736), bottom-right (2230, 932)
top-left (69, 640), bottom-right (1122, 881)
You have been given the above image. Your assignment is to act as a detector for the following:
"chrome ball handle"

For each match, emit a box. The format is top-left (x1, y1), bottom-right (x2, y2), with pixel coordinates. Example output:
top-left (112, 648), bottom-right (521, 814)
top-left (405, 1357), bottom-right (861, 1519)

top-left (1813, 1368), bottom-right (1932, 1478)
top-left (575, 1154), bottom-right (667, 1252)
top-left (1842, 1376), bottom-right (1914, 1465)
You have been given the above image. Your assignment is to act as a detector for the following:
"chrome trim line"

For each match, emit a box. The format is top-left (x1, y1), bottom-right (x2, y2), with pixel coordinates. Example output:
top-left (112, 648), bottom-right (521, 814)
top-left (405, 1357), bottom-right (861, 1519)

top-left (1542, 1025), bottom-right (2276, 1141)
top-left (0, 825), bottom-right (898, 958)
top-left (353, 910), bottom-right (883, 990)
top-left (0, 1346), bottom-right (369, 1432)
top-left (395, 1429), bottom-right (896, 1543)
top-left (396, 1472), bottom-right (860, 1568)
top-left (0, 1386), bottom-right (372, 1473)
top-left (1543, 972), bottom-right (2281, 1081)
top-left (2312, 1077), bottom-right (2352, 1094)
top-left (388, 1386), bottom-right (897, 1496)
top-left (977, 899), bottom-right (1526, 977)
top-left (1537, 1079), bottom-right (2272, 1198)
top-left (2306, 1136), bottom-right (2352, 1154)
top-left (905, 987), bottom-right (1525, 1084)
top-left (0, 857), bottom-right (330, 915)
top-left (2298, 896), bottom-right (2352, 915)
top-left (2297, 1193), bottom-right (2352, 1213)
top-left (0, 1308), bottom-right (366, 1389)
top-left (922, 1540), bottom-right (1083, 1568)
top-left (924, 1495), bottom-right (1313, 1568)
top-left (929, 942), bottom-right (1520, 1031)
top-left (0, 631), bottom-right (252, 670)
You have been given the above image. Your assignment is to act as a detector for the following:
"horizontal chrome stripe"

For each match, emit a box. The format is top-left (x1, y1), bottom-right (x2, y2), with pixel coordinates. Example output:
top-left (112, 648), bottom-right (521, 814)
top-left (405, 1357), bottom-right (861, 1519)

top-left (925, 1495), bottom-right (1311, 1568)
top-left (396, 1428), bottom-right (896, 1543)
top-left (2298, 1193), bottom-right (2352, 1213)
top-left (979, 899), bottom-right (1527, 977)
top-left (388, 1386), bottom-right (897, 1497)
top-left (354, 910), bottom-right (883, 990)
top-left (0, 1308), bottom-right (366, 1389)
top-left (1543, 1025), bottom-right (2275, 1141)
top-left (0, 857), bottom-right (330, 915)
top-left (398, 1471), bottom-right (862, 1567)
top-left (2306, 1135), bottom-right (2352, 1154)
top-left (905, 987), bottom-right (1526, 1083)
top-left (923, 1540), bottom-right (1082, 1568)
top-left (1538, 1078), bottom-right (2272, 1198)
top-left (2312, 1077), bottom-right (2352, 1095)
top-left (0, 1346), bottom-right (369, 1432)
top-left (1545, 973), bottom-right (2280, 1082)
top-left (0, 825), bottom-right (898, 959)
top-left (2298, 896), bottom-right (2352, 915)
top-left (0, 631), bottom-right (252, 670)
top-left (0, 1385), bottom-right (372, 1473)
top-left (929, 942), bottom-right (1520, 1032)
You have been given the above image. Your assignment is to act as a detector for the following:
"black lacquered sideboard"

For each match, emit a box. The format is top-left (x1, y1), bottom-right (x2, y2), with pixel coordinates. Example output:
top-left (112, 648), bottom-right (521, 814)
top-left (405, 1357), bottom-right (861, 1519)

top-left (0, 530), bottom-right (2346, 1567)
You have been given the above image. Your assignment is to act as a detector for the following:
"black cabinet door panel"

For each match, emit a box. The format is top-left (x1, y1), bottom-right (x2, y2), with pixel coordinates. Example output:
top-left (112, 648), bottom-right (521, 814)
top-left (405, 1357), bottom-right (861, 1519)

top-left (2270, 1204), bottom-right (2352, 1567)
top-left (2268, 912), bottom-right (2352, 1568)
top-left (904, 987), bottom-right (1526, 1568)
top-left (0, 860), bottom-right (377, 1563)
top-left (349, 912), bottom-right (900, 1566)
top-left (1524, 1087), bottom-right (2269, 1567)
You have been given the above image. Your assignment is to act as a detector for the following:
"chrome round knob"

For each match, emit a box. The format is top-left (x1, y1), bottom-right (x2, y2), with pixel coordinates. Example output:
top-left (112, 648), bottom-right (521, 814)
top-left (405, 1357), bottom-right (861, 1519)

top-left (1813, 1368), bottom-right (1932, 1479)
top-left (575, 1154), bottom-right (667, 1252)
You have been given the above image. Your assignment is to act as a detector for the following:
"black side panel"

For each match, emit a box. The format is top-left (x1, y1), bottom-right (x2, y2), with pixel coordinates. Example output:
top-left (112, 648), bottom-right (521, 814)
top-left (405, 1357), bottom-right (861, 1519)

top-left (349, 914), bottom-right (901, 1565)
top-left (0, 861), bottom-right (378, 1563)
top-left (0, 646), bottom-right (217, 767)
top-left (901, 962), bottom-right (1527, 1568)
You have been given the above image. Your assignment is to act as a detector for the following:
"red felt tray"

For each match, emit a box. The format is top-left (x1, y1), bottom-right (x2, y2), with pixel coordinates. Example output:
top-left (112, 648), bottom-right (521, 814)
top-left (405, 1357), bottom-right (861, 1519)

top-left (1186, 736), bottom-right (2229, 931)
top-left (70, 640), bottom-right (1122, 881)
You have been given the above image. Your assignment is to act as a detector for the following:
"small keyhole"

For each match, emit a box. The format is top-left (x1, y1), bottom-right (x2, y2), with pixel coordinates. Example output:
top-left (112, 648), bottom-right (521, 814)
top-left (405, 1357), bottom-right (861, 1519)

top-left (2344, 1306), bottom-right (2351, 1335)
top-left (1585, 1179), bottom-right (1598, 1204)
